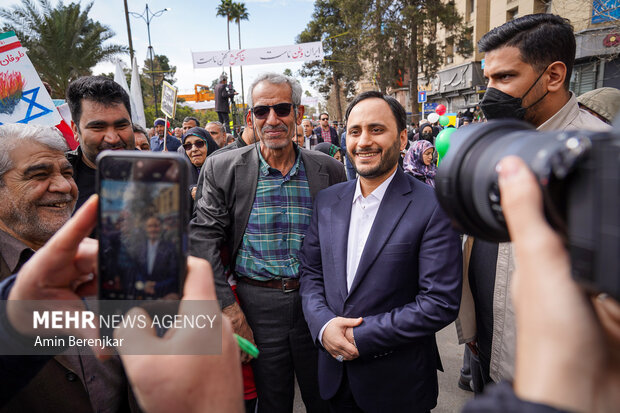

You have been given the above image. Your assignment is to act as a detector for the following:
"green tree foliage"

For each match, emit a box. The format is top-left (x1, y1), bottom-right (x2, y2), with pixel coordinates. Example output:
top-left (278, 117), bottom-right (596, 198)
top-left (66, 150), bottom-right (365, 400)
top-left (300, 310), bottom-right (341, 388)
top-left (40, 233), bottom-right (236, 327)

top-left (353, 0), bottom-right (472, 116)
top-left (0, 0), bottom-right (127, 97)
top-left (297, 0), bottom-right (366, 120)
top-left (142, 54), bottom-right (176, 108)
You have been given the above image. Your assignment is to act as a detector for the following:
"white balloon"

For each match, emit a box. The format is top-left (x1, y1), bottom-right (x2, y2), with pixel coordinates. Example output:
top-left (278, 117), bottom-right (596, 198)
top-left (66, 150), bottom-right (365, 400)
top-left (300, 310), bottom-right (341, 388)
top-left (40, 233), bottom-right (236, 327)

top-left (427, 113), bottom-right (439, 123)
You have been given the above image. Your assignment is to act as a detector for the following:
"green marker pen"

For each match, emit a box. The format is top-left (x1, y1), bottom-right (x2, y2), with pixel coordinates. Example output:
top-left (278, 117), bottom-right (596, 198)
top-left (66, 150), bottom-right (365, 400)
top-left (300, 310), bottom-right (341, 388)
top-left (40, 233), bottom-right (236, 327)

top-left (234, 333), bottom-right (259, 358)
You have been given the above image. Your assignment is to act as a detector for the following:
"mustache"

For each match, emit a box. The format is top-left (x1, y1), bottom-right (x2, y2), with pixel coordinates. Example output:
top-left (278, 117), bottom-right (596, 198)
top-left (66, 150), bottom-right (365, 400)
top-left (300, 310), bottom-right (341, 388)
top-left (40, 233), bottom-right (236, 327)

top-left (38, 195), bottom-right (75, 207)
top-left (98, 142), bottom-right (128, 151)
top-left (261, 125), bottom-right (288, 134)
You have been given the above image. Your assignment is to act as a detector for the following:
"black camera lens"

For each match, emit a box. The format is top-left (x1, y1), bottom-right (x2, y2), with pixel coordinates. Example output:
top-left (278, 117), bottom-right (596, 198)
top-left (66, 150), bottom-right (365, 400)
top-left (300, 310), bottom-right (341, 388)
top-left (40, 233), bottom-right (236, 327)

top-left (435, 119), bottom-right (594, 243)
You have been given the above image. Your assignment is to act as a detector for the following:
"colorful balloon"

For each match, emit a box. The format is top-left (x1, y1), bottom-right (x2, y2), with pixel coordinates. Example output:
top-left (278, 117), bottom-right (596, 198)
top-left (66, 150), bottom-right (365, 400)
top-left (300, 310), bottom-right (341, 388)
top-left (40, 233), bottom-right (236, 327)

top-left (439, 115), bottom-right (450, 126)
top-left (435, 104), bottom-right (447, 116)
top-left (427, 113), bottom-right (439, 124)
top-left (435, 127), bottom-right (456, 158)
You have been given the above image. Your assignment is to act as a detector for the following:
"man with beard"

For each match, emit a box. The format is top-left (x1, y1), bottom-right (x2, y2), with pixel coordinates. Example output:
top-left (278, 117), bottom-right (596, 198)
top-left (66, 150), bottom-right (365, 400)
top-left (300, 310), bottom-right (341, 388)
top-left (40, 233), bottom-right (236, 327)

top-left (65, 76), bottom-right (136, 211)
top-left (456, 13), bottom-right (610, 394)
top-left (299, 91), bottom-right (462, 412)
top-left (0, 123), bottom-right (139, 412)
top-left (150, 118), bottom-right (181, 152)
top-left (190, 72), bottom-right (345, 412)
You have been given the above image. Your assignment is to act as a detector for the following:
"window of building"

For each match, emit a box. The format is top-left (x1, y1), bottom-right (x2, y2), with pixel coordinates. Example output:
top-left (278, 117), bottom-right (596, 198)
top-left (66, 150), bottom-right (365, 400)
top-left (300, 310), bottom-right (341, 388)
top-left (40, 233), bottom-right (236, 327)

top-left (507, 7), bottom-right (519, 20)
top-left (570, 61), bottom-right (601, 95)
top-left (445, 37), bottom-right (454, 65)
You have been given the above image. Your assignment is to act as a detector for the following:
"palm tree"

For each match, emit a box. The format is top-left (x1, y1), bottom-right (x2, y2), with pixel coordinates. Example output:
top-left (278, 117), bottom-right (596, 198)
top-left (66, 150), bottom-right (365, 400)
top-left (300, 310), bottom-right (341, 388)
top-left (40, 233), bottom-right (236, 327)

top-left (231, 2), bottom-right (249, 111)
top-left (0, 0), bottom-right (127, 97)
top-left (216, 0), bottom-right (235, 83)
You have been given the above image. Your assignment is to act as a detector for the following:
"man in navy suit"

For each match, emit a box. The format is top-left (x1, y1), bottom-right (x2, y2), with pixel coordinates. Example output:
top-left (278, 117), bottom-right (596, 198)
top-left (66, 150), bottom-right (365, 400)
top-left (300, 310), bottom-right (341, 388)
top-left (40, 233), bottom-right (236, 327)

top-left (299, 91), bottom-right (462, 412)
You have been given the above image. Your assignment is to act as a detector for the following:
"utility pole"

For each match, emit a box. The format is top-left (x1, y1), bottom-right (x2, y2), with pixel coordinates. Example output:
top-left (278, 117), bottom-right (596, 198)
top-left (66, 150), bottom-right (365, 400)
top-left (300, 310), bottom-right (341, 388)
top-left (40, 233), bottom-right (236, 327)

top-left (123, 0), bottom-right (134, 63)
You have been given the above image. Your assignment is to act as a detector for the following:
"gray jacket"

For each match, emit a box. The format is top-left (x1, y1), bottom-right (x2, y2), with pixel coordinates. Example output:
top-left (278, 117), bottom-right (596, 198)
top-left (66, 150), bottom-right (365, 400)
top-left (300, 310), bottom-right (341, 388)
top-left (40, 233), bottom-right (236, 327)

top-left (189, 144), bottom-right (346, 308)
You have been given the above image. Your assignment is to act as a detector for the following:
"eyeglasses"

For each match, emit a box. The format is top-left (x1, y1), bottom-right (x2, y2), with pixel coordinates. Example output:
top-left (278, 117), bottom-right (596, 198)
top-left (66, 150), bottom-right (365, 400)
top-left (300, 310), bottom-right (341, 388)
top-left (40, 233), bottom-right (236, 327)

top-left (183, 140), bottom-right (206, 151)
top-left (252, 103), bottom-right (294, 119)
top-left (320, 117), bottom-right (328, 121)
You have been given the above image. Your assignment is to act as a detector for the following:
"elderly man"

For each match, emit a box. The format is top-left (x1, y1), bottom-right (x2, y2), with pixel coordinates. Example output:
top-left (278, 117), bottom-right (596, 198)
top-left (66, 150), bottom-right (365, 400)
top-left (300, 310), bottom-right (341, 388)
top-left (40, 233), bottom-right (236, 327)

top-left (65, 76), bottom-right (136, 210)
top-left (190, 72), bottom-right (345, 413)
top-left (0, 123), bottom-right (138, 412)
top-left (206, 121), bottom-right (227, 148)
top-left (150, 118), bottom-right (181, 152)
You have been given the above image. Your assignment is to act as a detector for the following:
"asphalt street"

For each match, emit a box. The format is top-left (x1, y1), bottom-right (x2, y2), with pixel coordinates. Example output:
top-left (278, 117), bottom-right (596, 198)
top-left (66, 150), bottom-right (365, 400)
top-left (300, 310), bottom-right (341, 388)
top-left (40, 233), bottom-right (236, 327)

top-left (292, 322), bottom-right (474, 412)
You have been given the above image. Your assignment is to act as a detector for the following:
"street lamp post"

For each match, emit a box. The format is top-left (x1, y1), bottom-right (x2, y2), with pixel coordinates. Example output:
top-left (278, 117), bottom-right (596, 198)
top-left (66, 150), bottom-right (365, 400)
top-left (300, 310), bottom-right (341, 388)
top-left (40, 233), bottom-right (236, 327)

top-left (129, 4), bottom-right (170, 116)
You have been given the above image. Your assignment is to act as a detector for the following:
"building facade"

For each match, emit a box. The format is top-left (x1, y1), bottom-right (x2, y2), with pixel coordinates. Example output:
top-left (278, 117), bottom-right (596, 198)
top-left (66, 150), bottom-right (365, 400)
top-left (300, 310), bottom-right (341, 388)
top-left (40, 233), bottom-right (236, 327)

top-left (398, 0), bottom-right (620, 119)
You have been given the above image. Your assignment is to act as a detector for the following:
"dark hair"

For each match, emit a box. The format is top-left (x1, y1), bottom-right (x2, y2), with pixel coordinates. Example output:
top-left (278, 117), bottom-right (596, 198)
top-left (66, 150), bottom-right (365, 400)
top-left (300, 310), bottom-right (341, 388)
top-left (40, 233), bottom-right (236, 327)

top-left (319, 112), bottom-right (329, 119)
top-left (66, 76), bottom-right (131, 126)
top-left (478, 14), bottom-right (575, 89)
top-left (132, 124), bottom-right (147, 136)
top-left (344, 91), bottom-right (407, 134)
top-left (182, 116), bottom-right (200, 127)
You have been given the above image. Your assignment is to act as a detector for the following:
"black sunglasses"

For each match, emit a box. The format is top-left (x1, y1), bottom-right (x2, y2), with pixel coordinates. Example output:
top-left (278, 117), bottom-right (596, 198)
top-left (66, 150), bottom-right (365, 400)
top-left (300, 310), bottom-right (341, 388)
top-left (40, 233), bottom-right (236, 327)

top-left (320, 117), bottom-right (328, 121)
top-left (183, 140), bottom-right (206, 151)
top-left (252, 103), bottom-right (294, 119)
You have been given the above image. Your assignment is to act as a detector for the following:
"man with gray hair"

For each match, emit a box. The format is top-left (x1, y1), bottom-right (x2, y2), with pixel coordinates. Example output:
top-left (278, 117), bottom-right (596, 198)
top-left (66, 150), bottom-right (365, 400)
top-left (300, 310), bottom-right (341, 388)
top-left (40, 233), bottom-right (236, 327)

top-left (215, 73), bottom-right (236, 132)
top-left (190, 72), bottom-right (345, 412)
top-left (205, 121), bottom-right (227, 148)
top-left (0, 123), bottom-right (138, 412)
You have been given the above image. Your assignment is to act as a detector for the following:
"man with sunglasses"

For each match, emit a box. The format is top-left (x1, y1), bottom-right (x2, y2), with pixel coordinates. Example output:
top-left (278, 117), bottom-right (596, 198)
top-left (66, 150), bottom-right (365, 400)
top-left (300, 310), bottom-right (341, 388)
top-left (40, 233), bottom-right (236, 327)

top-left (190, 72), bottom-right (345, 413)
top-left (313, 112), bottom-right (338, 144)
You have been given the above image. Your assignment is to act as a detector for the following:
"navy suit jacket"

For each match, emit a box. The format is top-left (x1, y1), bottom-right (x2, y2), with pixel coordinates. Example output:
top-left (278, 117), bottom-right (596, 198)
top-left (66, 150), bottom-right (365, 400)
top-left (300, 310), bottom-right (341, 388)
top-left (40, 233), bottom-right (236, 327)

top-left (300, 168), bottom-right (462, 412)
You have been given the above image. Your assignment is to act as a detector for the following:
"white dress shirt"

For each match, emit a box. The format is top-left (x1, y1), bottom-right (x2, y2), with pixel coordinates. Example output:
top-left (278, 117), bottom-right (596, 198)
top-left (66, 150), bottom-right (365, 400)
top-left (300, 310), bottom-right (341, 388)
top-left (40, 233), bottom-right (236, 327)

top-left (318, 169), bottom-right (397, 345)
top-left (147, 240), bottom-right (159, 276)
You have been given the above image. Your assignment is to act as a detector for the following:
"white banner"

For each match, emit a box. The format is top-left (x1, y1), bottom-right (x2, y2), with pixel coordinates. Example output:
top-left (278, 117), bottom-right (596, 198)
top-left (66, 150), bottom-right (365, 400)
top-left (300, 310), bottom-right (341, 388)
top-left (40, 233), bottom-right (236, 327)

top-left (192, 42), bottom-right (324, 68)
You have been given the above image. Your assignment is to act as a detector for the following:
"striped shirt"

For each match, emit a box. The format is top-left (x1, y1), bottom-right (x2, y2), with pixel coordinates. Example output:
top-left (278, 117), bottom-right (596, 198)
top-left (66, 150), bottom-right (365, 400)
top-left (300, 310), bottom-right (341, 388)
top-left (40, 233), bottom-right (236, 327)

top-left (235, 147), bottom-right (313, 281)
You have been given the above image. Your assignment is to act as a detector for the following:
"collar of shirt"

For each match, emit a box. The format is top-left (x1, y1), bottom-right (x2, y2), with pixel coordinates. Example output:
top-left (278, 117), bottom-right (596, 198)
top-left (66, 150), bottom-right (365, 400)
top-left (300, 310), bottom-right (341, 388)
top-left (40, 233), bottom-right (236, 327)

top-left (538, 92), bottom-right (610, 132)
top-left (352, 168), bottom-right (397, 206)
top-left (0, 229), bottom-right (34, 273)
top-left (258, 143), bottom-right (302, 177)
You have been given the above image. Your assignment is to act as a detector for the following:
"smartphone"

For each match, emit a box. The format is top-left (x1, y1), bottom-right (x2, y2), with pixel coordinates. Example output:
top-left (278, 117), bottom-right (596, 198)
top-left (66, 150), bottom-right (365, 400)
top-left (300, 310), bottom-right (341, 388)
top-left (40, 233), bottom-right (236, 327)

top-left (97, 151), bottom-right (190, 300)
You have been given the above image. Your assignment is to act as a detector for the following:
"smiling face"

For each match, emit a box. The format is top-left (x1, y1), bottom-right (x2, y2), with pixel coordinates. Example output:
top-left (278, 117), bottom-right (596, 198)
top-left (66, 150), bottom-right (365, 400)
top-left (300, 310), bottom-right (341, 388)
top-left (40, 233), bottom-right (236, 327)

top-left (145, 217), bottom-right (162, 242)
top-left (184, 136), bottom-right (207, 167)
top-left (346, 98), bottom-right (406, 181)
top-left (247, 81), bottom-right (303, 151)
top-left (72, 99), bottom-right (135, 168)
top-left (0, 143), bottom-right (77, 249)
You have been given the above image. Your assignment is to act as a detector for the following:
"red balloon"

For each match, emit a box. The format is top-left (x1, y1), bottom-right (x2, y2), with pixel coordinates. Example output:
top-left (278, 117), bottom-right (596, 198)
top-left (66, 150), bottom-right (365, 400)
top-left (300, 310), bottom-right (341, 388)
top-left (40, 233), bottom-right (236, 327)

top-left (435, 104), bottom-right (447, 116)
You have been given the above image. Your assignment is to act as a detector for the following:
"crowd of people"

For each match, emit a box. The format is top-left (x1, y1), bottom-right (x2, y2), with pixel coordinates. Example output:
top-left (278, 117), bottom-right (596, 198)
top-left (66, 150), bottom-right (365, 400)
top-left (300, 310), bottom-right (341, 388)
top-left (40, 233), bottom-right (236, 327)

top-left (0, 12), bottom-right (619, 413)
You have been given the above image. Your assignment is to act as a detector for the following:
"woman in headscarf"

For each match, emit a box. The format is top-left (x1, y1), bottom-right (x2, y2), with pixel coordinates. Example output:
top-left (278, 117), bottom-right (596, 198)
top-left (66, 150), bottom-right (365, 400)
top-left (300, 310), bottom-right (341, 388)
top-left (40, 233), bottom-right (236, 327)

top-left (181, 127), bottom-right (219, 199)
top-left (314, 142), bottom-right (342, 162)
top-left (414, 122), bottom-right (436, 144)
top-left (403, 140), bottom-right (437, 187)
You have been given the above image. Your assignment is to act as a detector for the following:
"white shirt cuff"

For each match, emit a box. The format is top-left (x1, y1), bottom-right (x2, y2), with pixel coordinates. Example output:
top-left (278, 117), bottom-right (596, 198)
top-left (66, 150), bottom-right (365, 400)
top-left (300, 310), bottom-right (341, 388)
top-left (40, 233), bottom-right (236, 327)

top-left (318, 317), bottom-right (336, 347)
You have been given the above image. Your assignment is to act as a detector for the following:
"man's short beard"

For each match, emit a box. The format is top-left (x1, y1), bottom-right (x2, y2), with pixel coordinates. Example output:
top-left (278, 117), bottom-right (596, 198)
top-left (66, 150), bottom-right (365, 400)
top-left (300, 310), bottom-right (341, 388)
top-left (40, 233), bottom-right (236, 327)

top-left (259, 124), bottom-right (291, 150)
top-left (349, 135), bottom-right (401, 179)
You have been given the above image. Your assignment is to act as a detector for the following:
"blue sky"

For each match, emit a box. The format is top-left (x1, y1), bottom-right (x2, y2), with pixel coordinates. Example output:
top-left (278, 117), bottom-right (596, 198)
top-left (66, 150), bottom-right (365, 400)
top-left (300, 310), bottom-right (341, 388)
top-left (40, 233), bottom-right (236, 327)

top-left (4, 0), bottom-right (320, 96)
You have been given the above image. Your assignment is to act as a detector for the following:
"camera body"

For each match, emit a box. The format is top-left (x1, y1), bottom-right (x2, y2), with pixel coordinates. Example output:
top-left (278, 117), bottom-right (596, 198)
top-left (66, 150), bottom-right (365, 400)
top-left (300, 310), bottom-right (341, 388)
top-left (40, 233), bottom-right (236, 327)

top-left (435, 120), bottom-right (619, 300)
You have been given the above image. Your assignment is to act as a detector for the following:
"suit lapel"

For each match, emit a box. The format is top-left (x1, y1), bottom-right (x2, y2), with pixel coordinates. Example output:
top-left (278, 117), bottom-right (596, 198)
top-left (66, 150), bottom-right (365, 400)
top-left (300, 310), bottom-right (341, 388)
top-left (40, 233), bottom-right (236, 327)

top-left (346, 169), bottom-right (413, 299)
top-left (329, 182), bottom-right (355, 302)
top-left (233, 147), bottom-right (259, 253)
top-left (302, 151), bottom-right (329, 199)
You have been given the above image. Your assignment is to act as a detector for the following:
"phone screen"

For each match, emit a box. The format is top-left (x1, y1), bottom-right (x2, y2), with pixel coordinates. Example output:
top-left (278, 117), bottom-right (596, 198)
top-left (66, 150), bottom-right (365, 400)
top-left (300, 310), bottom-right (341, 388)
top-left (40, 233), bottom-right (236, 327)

top-left (97, 152), bottom-right (188, 300)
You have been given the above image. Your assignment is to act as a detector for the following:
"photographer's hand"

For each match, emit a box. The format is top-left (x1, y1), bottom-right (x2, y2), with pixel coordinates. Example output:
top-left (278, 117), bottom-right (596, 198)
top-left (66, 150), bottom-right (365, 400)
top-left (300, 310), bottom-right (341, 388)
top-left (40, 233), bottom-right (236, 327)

top-left (498, 156), bottom-right (620, 413)
top-left (115, 257), bottom-right (244, 413)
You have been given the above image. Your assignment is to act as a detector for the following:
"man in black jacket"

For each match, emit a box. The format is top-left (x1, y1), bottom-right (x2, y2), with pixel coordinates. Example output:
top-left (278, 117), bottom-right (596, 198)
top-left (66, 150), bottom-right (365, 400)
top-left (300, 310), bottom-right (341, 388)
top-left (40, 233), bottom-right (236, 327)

top-left (65, 76), bottom-right (135, 211)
